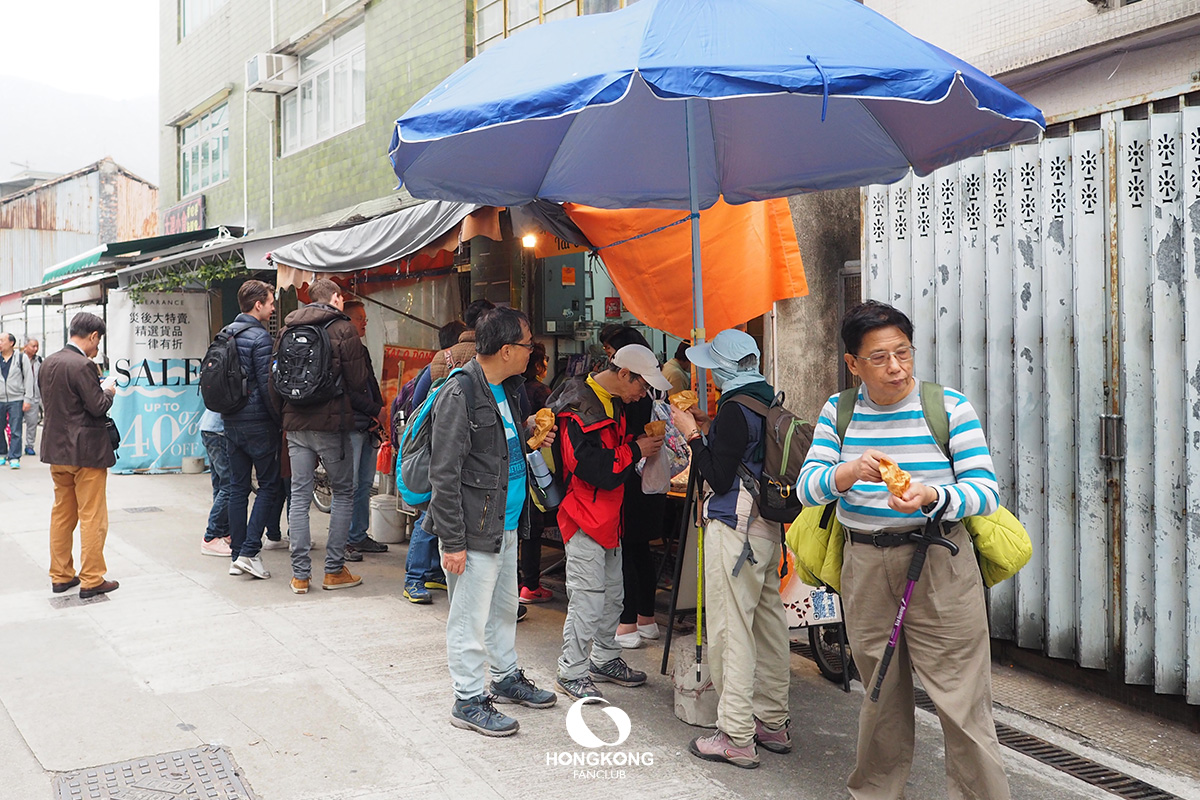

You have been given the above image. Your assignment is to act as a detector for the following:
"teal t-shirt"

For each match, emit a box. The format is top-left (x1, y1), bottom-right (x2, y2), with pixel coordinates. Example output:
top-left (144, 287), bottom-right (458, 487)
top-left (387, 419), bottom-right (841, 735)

top-left (490, 383), bottom-right (527, 530)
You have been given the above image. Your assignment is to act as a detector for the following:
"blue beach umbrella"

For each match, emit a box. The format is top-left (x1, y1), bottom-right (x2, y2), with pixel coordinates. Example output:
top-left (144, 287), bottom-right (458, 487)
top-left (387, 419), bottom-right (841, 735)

top-left (388, 0), bottom-right (1044, 403)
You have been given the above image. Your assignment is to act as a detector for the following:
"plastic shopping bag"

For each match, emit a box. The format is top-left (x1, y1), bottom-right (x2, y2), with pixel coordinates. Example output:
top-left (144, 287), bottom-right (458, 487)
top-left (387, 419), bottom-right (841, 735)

top-left (653, 399), bottom-right (691, 477)
top-left (641, 446), bottom-right (671, 494)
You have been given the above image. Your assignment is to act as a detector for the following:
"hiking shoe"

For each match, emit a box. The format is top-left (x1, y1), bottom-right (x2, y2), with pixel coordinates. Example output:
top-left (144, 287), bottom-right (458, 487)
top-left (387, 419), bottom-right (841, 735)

top-left (425, 577), bottom-right (448, 591)
top-left (8, 459), bottom-right (19, 469)
top-left (404, 582), bottom-right (432, 604)
top-left (451, 694), bottom-right (519, 737)
top-left (589, 657), bottom-right (646, 687)
top-left (344, 546), bottom-right (364, 562)
top-left (517, 604), bottom-right (528, 622)
top-left (24, 446), bottom-right (35, 456)
top-left (519, 586), bottom-right (552, 604)
top-left (233, 555), bottom-right (270, 579)
top-left (615, 630), bottom-right (643, 649)
top-left (556, 675), bottom-right (602, 700)
top-left (261, 537), bottom-right (288, 550)
top-left (290, 577), bottom-right (310, 594)
top-left (690, 730), bottom-right (760, 768)
top-left (323, 567), bottom-right (362, 590)
top-left (754, 718), bottom-right (792, 754)
top-left (201, 537), bottom-right (232, 557)
top-left (355, 537), bottom-right (389, 553)
top-left (491, 669), bottom-right (557, 708)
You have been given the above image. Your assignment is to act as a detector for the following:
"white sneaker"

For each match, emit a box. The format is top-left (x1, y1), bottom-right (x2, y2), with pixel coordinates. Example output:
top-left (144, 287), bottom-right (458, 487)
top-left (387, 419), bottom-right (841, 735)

top-left (233, 555), bottom-right (271, 579)
top-left (261, 538), bottom-right (288, 550)
top-left (615, 631), bottom-right (643, 649)
top-left (637, 622), bottom-right (661, 640)
top-left (201, 537), bottom-right (232, 557)
top-left (228, 562), bottom-right (243, 576)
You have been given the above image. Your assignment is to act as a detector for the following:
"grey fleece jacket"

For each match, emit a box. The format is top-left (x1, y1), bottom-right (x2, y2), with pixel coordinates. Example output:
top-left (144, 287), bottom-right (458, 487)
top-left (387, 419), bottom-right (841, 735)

top-left (0, 351), bottom-right (34, 405)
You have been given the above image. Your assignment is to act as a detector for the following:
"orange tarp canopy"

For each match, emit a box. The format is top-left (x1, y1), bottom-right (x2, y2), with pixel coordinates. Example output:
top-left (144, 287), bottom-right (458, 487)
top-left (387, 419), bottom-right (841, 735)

top-left (563, 198), bottom-right (807, 339)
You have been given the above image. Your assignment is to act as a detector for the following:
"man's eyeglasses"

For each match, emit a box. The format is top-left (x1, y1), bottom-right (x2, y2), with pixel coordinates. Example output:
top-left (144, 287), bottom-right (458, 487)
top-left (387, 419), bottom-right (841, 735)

top-left (508, 340), bottom-right (536, 351)
top-left (630, 373), bottom-right (650, 391)
top-left (854, 346), bottom-right (916, 367)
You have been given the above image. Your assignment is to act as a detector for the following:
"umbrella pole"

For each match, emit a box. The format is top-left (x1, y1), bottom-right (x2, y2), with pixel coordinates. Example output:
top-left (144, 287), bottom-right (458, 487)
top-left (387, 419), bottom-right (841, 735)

top-left (685, 98), bottom-right (708, 416)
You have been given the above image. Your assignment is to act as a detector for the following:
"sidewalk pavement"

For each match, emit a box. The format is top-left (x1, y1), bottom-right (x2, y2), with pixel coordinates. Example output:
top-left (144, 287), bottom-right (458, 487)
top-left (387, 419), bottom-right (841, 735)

top-left (1, 453), bottom-right (1196, 800)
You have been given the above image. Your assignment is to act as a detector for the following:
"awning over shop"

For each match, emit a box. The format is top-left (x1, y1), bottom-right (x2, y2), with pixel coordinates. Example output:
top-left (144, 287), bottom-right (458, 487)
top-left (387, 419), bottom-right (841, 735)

top-left (41, 246), bottom-right (106, 284)
top-left (269, 201), bottom-right (501, 290)
top-left (563, 198), bottom-right (807, 339)
top-left (41, 228), bottom-right (240, 284)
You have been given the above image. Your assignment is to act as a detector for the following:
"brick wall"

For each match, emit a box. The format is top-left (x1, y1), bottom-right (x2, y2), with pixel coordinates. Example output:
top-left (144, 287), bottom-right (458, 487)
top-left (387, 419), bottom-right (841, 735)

top-left (159, 0), bottom-right (469, 235)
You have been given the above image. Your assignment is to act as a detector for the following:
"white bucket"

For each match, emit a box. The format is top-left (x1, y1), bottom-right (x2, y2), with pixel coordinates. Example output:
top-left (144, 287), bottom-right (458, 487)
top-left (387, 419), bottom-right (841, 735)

top-left (369, 495), bottom-right (403, 544)
top-left (181, 456), bottom-right (205, 474)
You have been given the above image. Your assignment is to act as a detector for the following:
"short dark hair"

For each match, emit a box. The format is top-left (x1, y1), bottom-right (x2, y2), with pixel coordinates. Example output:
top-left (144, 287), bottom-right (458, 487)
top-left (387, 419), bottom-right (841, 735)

top-left (237, 279), bottom-right (273, 312)
top-left (343, 299), bottom-right (365, 315)
top-left (2, 333), bottom-right (14, 346)
top-left (603, 325), bottom-right (649, 351)
top-left (309, 278), bottom-right (341, 305)
top-left (438, 320), bottom-right (468, 350)
top-left (464, 298), bottom-right (496, 330)
top-left (69, 312), bottom-right (106, 339)
top-left (523, 341), bottom-right (547, 381)
top-left (840, 300), bottom-right (914, 355)
top-left (475, 307), bottom-right (530, 356)
top-left (674, 341), bottom-right (690, 362)
top-left (599, 323), bottom-right (625, 345)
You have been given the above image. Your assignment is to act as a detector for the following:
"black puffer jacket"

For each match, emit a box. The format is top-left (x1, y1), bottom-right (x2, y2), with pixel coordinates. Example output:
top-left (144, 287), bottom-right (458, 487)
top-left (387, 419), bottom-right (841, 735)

top-left (223, 313), bottom-right (279, 426)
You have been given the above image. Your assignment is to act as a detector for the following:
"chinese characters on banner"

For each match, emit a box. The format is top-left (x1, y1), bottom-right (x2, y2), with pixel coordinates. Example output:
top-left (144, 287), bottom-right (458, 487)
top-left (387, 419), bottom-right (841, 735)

top-left (106, 290), bottom-right (210, 473)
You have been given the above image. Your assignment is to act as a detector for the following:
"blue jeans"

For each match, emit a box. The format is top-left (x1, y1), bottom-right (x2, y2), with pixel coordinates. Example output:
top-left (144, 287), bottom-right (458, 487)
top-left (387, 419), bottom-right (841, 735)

top-left (1, 400), bottom-right (24, 461)
top-left (443, 528), bottom-right (520, 699)
top-left (348, 431), bottom-right (379, 546)
top-left (287, 430), bottom-right (357, 579)
top-left (225, 420), bottom-right (281, 560)
top-left (265, 473), bottom-right (287, 540)
top-left (405, 513), bottom-right (445, 585)
top-left (202, 431), bottom-right (231, 541)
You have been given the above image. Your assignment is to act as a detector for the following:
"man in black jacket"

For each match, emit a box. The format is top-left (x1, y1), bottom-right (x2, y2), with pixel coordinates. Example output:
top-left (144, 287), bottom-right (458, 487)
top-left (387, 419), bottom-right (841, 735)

top-left (224, 280), bottom-right (282, 581)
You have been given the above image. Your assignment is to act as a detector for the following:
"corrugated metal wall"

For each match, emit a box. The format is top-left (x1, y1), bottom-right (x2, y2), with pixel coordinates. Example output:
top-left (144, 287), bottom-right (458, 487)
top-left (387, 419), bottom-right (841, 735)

top-left (862, 106), bottom-right (1200, 705)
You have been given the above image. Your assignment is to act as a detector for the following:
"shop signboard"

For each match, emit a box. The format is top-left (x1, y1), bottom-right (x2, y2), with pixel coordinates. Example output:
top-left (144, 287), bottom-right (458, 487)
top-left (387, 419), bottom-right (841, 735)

top-left (162, 196), bottom-right (206, 235)
top-left (106, 289), bottom-right (210, 473)
top-left (604, 297), bottom-right (621, 318)
top-left (381, 345), bottom-right (437, 412)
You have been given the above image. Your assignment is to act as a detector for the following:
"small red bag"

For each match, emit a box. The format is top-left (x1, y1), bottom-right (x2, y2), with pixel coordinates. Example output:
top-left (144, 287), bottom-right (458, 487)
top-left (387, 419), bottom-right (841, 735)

top-left (376, 441), bottom-right (395, 474)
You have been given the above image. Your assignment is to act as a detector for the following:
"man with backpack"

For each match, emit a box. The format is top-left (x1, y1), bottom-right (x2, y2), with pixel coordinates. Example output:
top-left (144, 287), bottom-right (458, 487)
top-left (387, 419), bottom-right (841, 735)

top-left (547, 343), bottom-right (669, 701)
top-left (274, 278), bottom-right (377, 594)
top-left (669, 328), bottom-right (793, 769)
top-left (425, 307), bottom-right (556, 736)
top-left (0, 332), bottom-right (34, 469)
top-left (219, 280), bottom-right (282, 580)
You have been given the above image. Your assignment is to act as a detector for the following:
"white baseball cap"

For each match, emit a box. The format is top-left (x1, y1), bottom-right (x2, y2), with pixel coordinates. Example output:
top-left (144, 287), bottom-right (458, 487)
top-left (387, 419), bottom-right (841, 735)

top-left (611, 344), bottom-right (672, 392)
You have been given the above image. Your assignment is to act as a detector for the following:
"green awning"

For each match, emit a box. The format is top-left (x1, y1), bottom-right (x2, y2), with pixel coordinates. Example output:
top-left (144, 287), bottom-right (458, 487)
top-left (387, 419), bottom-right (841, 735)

top-left (41, 245), bottom-right (106, 284)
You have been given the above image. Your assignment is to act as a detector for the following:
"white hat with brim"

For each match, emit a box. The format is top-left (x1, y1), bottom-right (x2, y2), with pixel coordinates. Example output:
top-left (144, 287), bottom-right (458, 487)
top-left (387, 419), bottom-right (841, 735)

top-left (611, 344), bottom-right (672, 392)
top-left (686, 329), bottom-right (760, 371)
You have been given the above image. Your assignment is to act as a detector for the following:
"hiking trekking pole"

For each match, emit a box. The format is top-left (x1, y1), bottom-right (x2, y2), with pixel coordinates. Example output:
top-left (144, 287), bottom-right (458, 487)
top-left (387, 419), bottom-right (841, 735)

top-left (696, 515), bottom-right (704, 682)
top-left (869, 510), bottom-right (958, 703)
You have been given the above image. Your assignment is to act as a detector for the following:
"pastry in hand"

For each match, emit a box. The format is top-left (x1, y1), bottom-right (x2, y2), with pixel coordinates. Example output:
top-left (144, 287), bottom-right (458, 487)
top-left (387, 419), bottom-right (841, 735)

top-left (668, 390), bottom-right (698, 411)
top-left (527, 408), bottom-right (555, 449)
top-left (878, 456), bottom-right (911, 497)
top-left (644, 420), bottom-right (667, 437)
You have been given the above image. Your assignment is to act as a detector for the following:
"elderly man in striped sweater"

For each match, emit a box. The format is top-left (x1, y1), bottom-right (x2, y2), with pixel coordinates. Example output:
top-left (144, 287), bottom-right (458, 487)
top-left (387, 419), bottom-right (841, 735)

top-left (798, 300), bottom-right (1010, 800)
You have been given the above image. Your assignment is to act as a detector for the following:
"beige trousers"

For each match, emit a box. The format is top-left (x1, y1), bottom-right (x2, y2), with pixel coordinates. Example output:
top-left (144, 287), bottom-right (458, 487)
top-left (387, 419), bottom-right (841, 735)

top-left (48, 465), bottom-right (109, 589)
top-left (704, 518), bottom-right (791, 746)
top-left (843, 522), bottom-right (1010, 800)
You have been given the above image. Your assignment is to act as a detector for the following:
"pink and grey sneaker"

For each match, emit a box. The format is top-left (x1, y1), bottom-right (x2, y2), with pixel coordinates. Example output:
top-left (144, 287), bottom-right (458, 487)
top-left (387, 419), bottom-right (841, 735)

top-left (754, 717), bottom-right (792, 754)
top-left (689, 730), bottom-right (760, 769)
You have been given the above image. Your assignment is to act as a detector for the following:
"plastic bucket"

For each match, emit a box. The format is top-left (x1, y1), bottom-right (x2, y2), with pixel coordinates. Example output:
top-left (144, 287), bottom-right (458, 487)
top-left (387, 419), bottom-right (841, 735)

top-left (369, 495), bottom-right (403, 543)
top-left (181, 456), bottom-right (205, 474)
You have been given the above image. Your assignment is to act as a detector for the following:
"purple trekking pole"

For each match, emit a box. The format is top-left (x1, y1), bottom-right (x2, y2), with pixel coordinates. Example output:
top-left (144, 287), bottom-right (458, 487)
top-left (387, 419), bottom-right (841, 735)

top-left (869, 509), bottom-right (958, 703)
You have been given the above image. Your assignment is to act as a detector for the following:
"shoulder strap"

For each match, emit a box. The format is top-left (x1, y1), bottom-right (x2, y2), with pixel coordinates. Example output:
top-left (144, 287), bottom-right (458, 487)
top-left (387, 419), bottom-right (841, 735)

top-left (450, 369), bottom-right (476, 427)
top-left (835, 387), bottom-right (857, 442)
top-left (225, 320), bottom-right (255, 338)
top-left (919, 381), bottom-right (950, 458)
top-left (726, 394), bottom-right (770, 417)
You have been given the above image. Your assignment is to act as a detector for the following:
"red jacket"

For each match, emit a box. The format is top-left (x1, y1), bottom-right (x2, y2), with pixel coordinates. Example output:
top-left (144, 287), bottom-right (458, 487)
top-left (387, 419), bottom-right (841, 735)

top-left (548, 376), bottom-right (642, 549)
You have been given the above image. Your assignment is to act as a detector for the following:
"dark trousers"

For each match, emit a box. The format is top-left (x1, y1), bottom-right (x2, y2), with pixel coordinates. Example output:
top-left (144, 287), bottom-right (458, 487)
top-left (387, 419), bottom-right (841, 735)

top-left (620, 480), bottom-right (665, 624)
top-left (519, 506), bottom-right (550, 590)
top-left (225, 420), bottom-right (281, 561)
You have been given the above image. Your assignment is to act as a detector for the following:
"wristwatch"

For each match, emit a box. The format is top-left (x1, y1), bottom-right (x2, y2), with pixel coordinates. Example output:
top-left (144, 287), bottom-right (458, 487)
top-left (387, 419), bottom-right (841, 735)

top-left (921, 490), bottom-right (942, 516)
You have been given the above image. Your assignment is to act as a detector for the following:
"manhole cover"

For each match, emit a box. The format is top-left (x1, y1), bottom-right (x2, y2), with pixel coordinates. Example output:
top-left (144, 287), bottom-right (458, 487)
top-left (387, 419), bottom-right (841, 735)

top-left (52, 746), bottom-right (253, 799)
top-left (48, 594), bottom-right (111, 610)
top-left (123, 507), bottom-right (163, 514)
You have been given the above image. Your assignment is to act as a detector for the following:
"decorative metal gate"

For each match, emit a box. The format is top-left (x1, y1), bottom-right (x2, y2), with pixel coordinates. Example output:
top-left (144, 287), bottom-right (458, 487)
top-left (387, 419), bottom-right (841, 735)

top-left (862, 105), bottom-right (1200, 704)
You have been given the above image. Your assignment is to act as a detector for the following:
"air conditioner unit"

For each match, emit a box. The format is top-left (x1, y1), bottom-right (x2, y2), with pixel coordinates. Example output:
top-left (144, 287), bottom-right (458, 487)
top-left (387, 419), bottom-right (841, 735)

top-left (245, 53), bottom-right (298, 94)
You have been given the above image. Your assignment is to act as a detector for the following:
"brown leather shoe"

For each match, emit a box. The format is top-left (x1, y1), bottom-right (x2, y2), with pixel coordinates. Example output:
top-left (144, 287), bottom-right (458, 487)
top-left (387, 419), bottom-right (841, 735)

top-left (52, 576), bottom-right (80, 594)
top-left (79, 580), bottom-right (119, 599)
top-left (322, 567), bottom-right (362, 590)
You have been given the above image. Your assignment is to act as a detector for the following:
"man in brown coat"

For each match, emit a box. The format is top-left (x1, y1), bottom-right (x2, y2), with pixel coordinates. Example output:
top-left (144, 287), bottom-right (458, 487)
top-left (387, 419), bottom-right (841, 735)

top-left (428, 299), bottom-right (494, 382)
top-left (273, 278), bottom-right (377, 594)
top-left (40, 312), bottom-right (119, 598)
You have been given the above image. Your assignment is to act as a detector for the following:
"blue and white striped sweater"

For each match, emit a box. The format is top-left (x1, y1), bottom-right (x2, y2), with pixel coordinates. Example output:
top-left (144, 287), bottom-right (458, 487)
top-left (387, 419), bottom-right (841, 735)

top-left (797, 384), bottom-right (999, 531)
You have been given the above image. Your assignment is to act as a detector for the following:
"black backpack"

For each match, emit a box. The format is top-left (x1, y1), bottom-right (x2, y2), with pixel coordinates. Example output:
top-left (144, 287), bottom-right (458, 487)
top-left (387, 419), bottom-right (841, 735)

top-left (199, 321), bottom-right (253, 414)
top-left (273, 318), bottom-right (342, 406)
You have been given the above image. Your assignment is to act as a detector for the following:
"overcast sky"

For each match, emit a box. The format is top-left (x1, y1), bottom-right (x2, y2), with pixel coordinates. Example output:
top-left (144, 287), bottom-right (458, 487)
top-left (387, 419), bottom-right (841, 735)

top-left (0, 0), bottom-right (160, 182)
